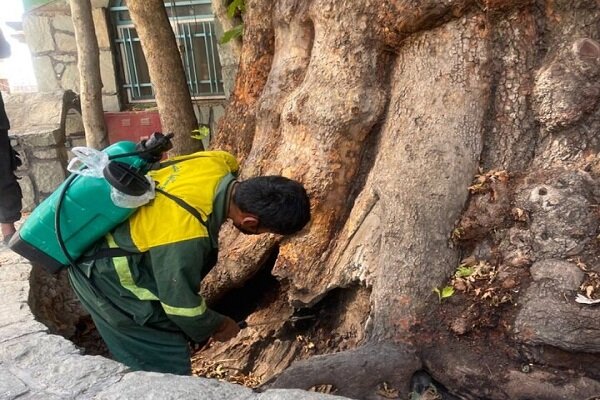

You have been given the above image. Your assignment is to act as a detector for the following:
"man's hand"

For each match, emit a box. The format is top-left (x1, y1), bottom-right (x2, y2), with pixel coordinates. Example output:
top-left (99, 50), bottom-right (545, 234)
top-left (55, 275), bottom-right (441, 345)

top-left (211, 316), bottom-right (240, 342)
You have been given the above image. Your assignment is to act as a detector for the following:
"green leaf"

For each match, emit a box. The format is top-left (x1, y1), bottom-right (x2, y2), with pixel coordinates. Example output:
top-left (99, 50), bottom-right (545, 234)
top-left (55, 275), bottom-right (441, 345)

top-left (441, 286), bottom-right (455, 299)
top-left (455, 266), bottom-right (474, 278)
top-left (191, 125), bottom-right (210, 140)
top-left (227, 0), bottom-right (245, 18)
top-left (433, 286), bottom-right (455, 303)
top-left (220, 24), bottom-right (244, 44)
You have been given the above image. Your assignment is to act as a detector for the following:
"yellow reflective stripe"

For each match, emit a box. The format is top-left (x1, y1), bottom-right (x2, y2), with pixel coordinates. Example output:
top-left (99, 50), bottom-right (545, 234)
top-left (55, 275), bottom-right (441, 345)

top-left (105, 234), bottom-right (207, 316)
top-left (161, 298), bottom-right (207, 317)
top-left (106, 233), bottom-right (158, 301)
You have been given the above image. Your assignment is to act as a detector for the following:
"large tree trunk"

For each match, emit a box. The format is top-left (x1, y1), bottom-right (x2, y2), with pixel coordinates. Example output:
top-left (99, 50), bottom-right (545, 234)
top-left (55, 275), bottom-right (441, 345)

top-left (127, 0), bottom-right (201, 155)
top-left (199, 0), bottom-right (600, 398)
top-left (69, 0), bottom-right (108, 150)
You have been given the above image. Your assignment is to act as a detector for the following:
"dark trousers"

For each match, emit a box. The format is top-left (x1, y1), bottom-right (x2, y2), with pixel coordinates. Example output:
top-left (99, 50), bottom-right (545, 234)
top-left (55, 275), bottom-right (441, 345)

top-left (68, 260), bottom-right (192, 375)
top-left (0, 128), bottom-right (21, 223)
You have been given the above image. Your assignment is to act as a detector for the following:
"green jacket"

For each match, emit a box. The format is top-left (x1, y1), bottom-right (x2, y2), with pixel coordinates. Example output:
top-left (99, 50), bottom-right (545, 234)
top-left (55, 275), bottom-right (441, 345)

top-left (81, 151), bottom-right (238, 342)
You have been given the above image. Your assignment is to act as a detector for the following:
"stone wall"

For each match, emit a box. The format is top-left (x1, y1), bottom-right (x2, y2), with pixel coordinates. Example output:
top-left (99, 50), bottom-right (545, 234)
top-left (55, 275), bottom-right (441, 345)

top-left (23, 0), bottom-right (119, 112)
top-left (5, 90), bottom-right (84, 211)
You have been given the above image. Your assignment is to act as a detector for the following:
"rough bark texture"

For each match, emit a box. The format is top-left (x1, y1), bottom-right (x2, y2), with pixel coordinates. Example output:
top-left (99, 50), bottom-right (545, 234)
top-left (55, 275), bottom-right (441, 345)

top-left (198, 0), bottom-right (600, 398)
top-left (127, 0), bottom-right (201, 155)
top-left (69, 0), bottom-right (108, 150)
top-left (212, 0), bottom-right (274, 161)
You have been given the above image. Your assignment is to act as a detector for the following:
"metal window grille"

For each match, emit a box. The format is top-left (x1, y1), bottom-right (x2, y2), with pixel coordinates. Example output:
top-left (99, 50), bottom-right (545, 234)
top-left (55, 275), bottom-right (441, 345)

top-left (109, 0), bottom-right (225, 103)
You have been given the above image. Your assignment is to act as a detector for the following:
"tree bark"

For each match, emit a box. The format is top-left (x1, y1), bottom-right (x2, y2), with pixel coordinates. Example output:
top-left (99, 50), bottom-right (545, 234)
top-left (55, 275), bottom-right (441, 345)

top-left (198, 0), bottom-right (600, 398)
top-left (69, 0), bottom-right (108, 150)
top-left (127, 0), bottom-right (201, 155)
top-left (212, 0), bottom-right (274, 162)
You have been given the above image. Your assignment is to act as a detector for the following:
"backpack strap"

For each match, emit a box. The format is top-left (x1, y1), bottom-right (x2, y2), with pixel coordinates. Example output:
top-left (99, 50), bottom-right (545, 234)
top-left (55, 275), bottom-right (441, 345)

top-left (155, 188), bottom-right (208, 229)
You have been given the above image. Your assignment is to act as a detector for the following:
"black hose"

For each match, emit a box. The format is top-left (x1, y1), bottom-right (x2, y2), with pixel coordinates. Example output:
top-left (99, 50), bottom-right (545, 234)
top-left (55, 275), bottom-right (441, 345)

top-left (54, 174), bottom-right (78, 268)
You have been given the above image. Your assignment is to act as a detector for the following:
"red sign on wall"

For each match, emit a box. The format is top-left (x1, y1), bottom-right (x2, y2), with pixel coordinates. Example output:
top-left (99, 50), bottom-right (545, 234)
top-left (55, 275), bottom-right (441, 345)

top-left (104, 111), bottom-right (162, 144)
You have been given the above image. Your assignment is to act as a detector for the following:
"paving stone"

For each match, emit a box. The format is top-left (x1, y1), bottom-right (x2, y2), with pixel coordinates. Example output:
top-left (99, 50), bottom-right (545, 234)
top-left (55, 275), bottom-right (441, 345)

top-left (93, 372), bottom-right (255, 400)
top-left (0, 281), bottom-right (30, 302)
top-left (21, 354), bottom-right (126, 399)
top-left (0, 332), bottom-right (80, 368)
top-left (256, 390), bottom-right (345, 400)
top-left (0, 304), bottom-right (35, 327)
top-left (16, 392), bottom-right (63, 400)
top-left (0, 365), bottom-right (29, 399)
top-left (0, 321), bottom-right (47, 344)
top-left (0, 263), bottom-right (30, 282)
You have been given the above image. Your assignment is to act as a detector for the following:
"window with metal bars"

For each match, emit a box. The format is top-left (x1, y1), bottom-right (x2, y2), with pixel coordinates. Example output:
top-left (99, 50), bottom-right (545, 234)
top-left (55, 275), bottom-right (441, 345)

top-left (109, 0), bottom-right (225, 103)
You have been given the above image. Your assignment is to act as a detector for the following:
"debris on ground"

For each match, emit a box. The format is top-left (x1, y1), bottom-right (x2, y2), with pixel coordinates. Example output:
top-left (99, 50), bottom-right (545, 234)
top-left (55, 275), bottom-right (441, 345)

top-left (191, 355), bottom-right (260, 387)
top-left (308, 384), bottom-right (337, 394)
top-left (377, 382), bottom-right (400, 399)
top-left (450, 258), bottom-right (513, 307)
top-left (467, 169), bottom-right (509, 196)
top-left (579, 269), bottom-right (600, 300)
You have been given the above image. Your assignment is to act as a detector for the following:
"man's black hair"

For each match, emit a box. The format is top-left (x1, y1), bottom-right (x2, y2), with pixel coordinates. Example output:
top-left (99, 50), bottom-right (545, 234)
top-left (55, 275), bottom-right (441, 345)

top-left (233, 176), bottom-right (311, 235)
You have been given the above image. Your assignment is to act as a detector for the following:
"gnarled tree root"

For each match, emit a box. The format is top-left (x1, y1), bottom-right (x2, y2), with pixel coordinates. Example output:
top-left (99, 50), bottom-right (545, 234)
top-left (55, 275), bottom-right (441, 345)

top-left (263, 341), bottom-right (421, 399)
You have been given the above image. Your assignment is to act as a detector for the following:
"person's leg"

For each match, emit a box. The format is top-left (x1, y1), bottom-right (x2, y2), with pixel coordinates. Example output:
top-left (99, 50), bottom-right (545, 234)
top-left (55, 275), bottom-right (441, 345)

top-left (68, 264), bottom-right (192, 374)
top-left (1, 223), bottom-right (15, 242)
top-left (91, 309), bottom-right (192, 375)
top-left (0, 129), bottom-right (21, 242)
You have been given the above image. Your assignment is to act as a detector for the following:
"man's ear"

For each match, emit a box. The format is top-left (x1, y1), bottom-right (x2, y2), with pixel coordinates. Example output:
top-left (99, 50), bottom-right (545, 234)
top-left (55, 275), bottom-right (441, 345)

top-left (241, 215), bottom-right (259, 229)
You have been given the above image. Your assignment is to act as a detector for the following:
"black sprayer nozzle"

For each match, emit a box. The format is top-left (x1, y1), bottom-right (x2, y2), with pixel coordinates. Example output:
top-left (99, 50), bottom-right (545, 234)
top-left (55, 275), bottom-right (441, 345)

top-left (137, 132), bottom-right (174, 162)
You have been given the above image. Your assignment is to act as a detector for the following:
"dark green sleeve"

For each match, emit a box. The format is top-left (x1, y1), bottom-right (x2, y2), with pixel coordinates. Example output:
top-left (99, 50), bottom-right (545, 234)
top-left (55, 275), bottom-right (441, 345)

top-left (148, 238), bottom-right (224, 342)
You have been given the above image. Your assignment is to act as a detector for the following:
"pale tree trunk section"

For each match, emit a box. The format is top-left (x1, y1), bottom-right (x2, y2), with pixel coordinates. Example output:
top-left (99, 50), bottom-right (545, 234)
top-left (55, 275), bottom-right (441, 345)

top-left (69, 0), bottom-right (108, 150)
top-left (127, 0), bottom-right (200, 155)
top-left (236, 0), bottom-right (389, 306)
top-left (204, 0), bottom-right (600, 398)
top-left (365, 15), bottom-right (490, 340)
top-left (212, 0), bottom-right (274, 160)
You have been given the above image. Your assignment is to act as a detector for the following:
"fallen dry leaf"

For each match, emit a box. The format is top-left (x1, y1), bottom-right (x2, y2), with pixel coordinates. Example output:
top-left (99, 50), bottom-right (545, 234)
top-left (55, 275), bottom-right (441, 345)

top-left (586, 285), bottom-right (595, 298)
top-left (309, 384), bottom-right (337, 394)
top-left (376, 382), bottom-right (399, 399)
top-left (511, 207), bottom-right (529, 222)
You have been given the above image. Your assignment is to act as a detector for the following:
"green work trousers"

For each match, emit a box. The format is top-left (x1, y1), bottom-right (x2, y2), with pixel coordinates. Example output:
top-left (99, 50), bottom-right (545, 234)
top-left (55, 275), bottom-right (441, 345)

top-left (68, 261), bottom-right (192, 375)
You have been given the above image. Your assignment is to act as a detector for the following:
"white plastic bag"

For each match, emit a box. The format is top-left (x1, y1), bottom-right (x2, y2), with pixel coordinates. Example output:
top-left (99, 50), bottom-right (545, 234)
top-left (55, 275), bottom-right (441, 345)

top-left (68, 146), bottom-right (155, 209)
top-left (110, 176), bottom-right (156, 208)
top-left (67, 147), bottom-right (109, 178)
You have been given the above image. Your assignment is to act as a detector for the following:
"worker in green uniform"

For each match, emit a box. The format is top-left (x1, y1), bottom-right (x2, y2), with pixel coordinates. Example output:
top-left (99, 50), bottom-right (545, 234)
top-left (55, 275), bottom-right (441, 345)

top-left (68, 150), bottom-right (311, 375)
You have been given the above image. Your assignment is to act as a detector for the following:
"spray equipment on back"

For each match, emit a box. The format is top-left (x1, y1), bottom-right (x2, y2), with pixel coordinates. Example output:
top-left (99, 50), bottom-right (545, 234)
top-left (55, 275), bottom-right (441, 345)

top-left (9, 132), bottom-right (174, 273)
top-left (102, 132), bottom-right (174, 207)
